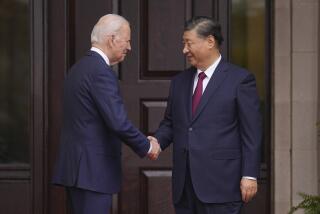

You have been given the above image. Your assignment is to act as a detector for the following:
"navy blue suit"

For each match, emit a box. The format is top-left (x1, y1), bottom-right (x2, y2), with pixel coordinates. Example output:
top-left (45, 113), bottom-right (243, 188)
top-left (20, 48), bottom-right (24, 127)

top-left (155, 59), bottom-right (262, 208)
top-left (52, 51), bottom-right (149, 212)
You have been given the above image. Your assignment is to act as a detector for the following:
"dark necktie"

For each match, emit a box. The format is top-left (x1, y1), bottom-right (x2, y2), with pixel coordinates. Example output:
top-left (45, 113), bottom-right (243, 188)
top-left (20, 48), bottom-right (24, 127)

top-left (192, 72), bottom-right (206, 116)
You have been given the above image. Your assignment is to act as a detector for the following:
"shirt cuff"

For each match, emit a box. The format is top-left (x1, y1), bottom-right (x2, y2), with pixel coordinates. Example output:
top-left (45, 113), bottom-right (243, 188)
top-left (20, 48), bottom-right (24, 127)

top-left (147, 141), bottom-right (152, 154)
top-left (242, 176), bottom-right (257, 180)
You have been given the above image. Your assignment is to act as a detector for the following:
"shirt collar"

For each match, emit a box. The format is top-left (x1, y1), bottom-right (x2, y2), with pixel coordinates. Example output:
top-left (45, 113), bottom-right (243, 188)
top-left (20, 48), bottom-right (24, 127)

top-left (196, 54), bottom-right (222, 79)
top-left (90, 47), bottom-right (110, 66)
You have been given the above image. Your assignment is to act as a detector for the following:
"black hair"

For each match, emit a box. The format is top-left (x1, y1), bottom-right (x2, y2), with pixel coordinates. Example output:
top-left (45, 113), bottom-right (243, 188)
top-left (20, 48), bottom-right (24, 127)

top-left (184, 16), bottom-right (224, 46)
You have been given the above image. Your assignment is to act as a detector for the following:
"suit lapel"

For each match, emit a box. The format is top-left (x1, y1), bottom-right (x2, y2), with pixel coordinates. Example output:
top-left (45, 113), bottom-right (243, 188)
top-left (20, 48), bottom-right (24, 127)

top-left (191, 59), bottom-right (230, 123)
top-left (186, 67), bottom-right (197, 122)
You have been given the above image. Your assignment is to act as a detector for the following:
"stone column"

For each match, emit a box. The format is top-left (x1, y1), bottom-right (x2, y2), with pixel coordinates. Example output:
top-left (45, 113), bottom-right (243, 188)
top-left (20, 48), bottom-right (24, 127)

top-left (273, 0), bottom-right (319, 213)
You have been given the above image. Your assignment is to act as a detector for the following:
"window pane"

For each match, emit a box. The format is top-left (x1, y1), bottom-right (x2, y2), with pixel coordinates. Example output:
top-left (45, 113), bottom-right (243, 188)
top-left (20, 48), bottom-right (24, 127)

top-left (231, 0), bottom-right (267, 163)
top-left (0, 0), bottom-right (30, 163)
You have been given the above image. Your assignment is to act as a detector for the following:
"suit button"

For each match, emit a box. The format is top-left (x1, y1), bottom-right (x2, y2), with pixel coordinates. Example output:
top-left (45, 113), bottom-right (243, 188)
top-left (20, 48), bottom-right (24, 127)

top-left (189, 127), bottom-right (193, 131)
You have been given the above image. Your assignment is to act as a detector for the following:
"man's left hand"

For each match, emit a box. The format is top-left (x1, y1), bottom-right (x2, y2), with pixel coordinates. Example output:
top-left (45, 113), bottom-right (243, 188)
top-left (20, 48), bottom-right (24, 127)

top-left (240, 178), bottom-right (257, 203)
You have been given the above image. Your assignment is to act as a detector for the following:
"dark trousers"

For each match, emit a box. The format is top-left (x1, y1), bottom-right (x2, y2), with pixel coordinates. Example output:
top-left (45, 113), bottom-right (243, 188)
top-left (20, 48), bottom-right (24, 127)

top-left (175, 158), bottom-right (243, 214)
top-left (66, 187), bottom-right (112, 214)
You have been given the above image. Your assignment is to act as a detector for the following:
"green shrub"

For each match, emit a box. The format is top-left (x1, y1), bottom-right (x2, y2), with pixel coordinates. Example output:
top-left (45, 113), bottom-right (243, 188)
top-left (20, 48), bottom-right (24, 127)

top-left (288, 193), bottom-right (320, 214)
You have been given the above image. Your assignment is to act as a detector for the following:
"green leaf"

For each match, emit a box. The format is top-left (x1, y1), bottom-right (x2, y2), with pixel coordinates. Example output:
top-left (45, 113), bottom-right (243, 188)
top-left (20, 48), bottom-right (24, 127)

top-left (288, 193), bottom-right (320, 214)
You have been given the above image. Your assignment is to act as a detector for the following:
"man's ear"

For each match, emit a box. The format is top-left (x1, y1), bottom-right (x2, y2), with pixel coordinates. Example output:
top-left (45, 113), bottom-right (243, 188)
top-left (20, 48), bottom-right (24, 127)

top-left (207, 35), bottom-right (216, 49)
top-left (105, 35), bottom-right (113, 49)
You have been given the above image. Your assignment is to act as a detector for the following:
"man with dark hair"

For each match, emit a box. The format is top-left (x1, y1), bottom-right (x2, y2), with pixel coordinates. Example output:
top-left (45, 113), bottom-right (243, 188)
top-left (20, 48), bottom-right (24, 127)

top-left (150, 16), bottom-right (262, 213)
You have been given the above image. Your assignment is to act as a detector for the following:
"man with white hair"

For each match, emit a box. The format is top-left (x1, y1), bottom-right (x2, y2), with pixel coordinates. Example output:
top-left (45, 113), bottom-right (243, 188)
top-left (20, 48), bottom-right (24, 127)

top-left (52, 14), bottom-right (160, 214)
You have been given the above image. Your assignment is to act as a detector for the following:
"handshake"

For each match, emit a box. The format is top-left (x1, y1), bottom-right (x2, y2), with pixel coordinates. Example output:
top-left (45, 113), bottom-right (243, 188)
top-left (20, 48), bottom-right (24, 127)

top-left (146, 136), bottom-right (161, 160)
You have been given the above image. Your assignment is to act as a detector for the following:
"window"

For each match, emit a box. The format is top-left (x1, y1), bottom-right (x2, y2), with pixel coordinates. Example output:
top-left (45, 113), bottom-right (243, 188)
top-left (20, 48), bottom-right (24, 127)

top-left (231, 0), bottom-right (269, 164)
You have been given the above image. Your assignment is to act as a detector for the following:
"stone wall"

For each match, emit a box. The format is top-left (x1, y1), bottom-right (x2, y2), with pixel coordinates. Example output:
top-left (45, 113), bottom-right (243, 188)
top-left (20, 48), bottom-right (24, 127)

top-left (273, 0), bottom-right (319, 213)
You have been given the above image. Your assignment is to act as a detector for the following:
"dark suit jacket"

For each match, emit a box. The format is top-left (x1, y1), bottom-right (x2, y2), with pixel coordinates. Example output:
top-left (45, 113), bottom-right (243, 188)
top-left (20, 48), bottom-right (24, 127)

top-left (155, 58), bottom-right (262, 203)
top-left (52, 51), bottom-right (149, 194)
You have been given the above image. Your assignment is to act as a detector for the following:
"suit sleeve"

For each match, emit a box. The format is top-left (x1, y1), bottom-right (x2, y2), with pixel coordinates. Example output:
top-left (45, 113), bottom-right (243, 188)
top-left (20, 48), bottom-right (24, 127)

top-left (155, 80), bottom-right (174, 150)
top-left (237, 73), bottom-right (262, 178)
top-left (90, 69), bottom-right (150, 158)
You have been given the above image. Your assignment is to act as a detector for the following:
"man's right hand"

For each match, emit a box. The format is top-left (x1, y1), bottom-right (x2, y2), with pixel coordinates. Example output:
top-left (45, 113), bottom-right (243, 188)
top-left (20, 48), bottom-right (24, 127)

top-left (147, 136), bottom-right (161, 160)
top-left (240, 178), bottom-right (258, 203)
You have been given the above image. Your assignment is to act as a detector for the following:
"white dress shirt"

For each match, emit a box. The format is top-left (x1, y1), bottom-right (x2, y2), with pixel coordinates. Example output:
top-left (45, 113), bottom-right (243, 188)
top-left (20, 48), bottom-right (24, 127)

top-left (192, 55), bottom-right (256, 181)
top-left (192, 55), bottom-right (222, 94)
top-left (90, 47), bottom-right (110, 66)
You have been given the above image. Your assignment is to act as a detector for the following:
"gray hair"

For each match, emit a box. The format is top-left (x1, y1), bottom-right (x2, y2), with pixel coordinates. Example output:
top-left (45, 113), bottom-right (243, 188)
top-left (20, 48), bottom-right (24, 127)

top-left (91, 14), bottom-right (129, 44)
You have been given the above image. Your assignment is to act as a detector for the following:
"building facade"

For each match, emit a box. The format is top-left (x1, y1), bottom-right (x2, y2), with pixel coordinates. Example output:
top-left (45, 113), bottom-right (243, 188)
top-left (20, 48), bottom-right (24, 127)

top-left (0, 0), bottom-right (318, 213)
